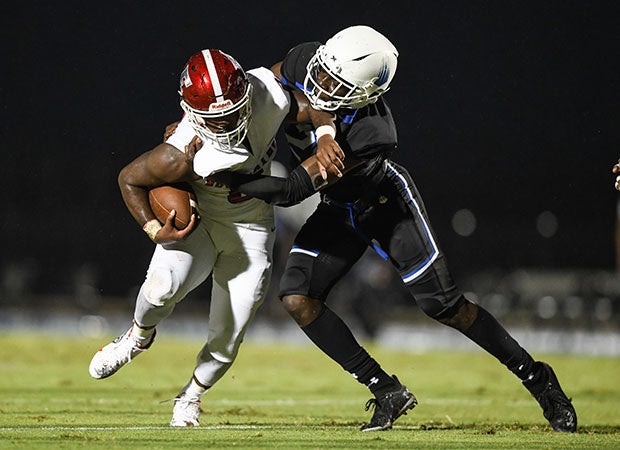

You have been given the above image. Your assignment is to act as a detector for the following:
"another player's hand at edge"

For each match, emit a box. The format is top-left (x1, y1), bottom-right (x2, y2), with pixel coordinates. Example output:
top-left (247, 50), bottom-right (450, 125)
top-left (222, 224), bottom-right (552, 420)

top-left (152, 209), bottom-right (199, 244)
top-left (185, 135), bottom-right (203, 163)
top-left (316, 134), bottom-right (345, 180)
top-left (613, 159), bottom-right (620, 191)
top-left (163, 121), bottom-right (180, 142)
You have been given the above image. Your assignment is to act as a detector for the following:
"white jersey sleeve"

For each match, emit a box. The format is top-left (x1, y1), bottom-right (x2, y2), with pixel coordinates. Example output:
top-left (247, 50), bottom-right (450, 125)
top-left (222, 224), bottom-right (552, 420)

top-left (242, 67), bottom-right (291, 163)
top-left (165, 116), bottom-right (193, 150)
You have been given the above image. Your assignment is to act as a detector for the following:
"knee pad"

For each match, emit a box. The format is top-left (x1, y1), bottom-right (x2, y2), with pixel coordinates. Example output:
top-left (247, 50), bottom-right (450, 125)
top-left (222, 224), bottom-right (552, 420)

top-left (143, 267), bottom-right (180, 307)
top-left (279, 265), bottom-right (311, 298)
top-left (279, 252), bottom-right (344, 301)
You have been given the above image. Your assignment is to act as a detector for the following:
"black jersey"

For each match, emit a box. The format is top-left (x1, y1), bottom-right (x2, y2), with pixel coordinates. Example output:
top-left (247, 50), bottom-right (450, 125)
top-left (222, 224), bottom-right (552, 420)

top-left (280, 42), bottom-right (399, 203)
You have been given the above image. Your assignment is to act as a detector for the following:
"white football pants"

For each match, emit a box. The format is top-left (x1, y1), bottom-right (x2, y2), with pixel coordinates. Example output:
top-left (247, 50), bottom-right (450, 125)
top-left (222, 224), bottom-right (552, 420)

top-left (133, 215), bottom-right (275, 387)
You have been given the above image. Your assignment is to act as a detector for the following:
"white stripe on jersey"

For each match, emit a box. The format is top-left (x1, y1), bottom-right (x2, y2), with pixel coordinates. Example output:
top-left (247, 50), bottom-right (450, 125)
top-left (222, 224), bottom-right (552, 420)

top-left (202, 50), bottom-right (224, 101)
top-left (290, 247), bottom-right (319, 257)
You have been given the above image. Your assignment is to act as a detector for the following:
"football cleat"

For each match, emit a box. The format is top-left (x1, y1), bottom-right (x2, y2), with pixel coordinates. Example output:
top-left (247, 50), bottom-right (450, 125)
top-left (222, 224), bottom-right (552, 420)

top-left (523, 361), bottom-right (577, 432)
top-left (360, 375), bottom-right (418, 431)
top-left (170, 393), bottom-right (201, 427)
top-left (88, 327), bottom-right (155, 379)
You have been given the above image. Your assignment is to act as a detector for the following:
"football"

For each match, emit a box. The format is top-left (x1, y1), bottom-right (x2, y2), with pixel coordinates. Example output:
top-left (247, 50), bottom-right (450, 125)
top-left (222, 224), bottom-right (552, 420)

top-left (148, 184), bottom-right (197, 230)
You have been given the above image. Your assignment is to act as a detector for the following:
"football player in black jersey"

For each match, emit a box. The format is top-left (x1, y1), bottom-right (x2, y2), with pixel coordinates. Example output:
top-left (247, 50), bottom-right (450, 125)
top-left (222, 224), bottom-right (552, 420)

top-left (207, 25), bottom-right (577, 433)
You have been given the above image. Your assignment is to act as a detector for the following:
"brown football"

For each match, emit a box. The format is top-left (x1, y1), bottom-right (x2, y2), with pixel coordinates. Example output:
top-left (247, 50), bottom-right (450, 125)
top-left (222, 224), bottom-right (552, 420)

top-left (148, 184), bottom-right (197, 229)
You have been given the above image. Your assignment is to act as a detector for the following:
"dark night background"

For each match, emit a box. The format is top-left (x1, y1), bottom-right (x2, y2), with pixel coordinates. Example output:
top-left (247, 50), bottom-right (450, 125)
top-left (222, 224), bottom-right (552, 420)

top-left (2, 1), bottom-right (619, 300)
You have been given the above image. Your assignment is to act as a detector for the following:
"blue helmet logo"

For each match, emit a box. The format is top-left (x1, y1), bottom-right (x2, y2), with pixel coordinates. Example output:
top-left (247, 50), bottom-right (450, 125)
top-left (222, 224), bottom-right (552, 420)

top-left (375, 62), bottom-right (390, 86)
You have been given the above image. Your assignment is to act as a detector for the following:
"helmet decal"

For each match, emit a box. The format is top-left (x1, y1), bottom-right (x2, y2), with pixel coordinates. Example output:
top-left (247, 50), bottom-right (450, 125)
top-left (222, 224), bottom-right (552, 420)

top-left (208, 99), bottom-right (234, 111)
top-left (375, 61), bottom-right (390, 86)
top-left (180, 67), bottom-right (192, 88)
top-left (201, 49), bottom-right (224, 101)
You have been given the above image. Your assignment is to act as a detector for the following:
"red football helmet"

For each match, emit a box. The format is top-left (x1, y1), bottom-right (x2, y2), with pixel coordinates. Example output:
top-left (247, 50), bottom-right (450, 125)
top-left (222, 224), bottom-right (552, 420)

top-left (179, 49), bottom-right (252, 150)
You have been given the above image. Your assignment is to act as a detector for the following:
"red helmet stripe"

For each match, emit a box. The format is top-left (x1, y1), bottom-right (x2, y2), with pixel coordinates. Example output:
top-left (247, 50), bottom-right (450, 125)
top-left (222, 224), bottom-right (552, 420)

top-left (201, 49), bottom-right (224, 102)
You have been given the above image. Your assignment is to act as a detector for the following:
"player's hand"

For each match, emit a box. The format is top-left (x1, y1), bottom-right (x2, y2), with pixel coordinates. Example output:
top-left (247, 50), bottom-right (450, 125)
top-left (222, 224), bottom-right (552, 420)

top-left (316, 135), bottom-right (345, 179)
top-left (185, 136), bottom-right (203, 163)
top-left (163, 121), bottom-right (181, 141)
top-left (613, 160), bottom-right (620, 191)
top-left (152, 209), bottom-right (199, 244)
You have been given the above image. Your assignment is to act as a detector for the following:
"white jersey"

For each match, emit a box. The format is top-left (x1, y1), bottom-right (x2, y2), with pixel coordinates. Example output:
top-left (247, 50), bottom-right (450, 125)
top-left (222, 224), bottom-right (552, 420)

top-left (166, 67), bottom-right (290, 223)
top-left (91, 67), bottom-right (286, 395)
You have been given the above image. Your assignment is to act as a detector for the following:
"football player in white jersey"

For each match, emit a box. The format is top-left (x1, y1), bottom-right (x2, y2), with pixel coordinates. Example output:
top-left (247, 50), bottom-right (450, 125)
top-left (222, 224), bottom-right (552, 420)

top-left (88, 49), bottom-right (293, 427)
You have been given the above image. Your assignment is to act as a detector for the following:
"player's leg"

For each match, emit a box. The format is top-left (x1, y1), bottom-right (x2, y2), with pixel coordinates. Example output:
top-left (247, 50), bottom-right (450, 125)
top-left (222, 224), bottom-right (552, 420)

top-left (171, 218), bottom-right (275, 426)
top-left (134, 228), bottom-right (216, 328)
top-left (381, 161), bottom-right (576, 432)
top-left (404, 245), bottom-right (576, 431)
top-left (89, 227), bottom-right (216, 380)
top-left (279, 204), bottom-right (417, 431)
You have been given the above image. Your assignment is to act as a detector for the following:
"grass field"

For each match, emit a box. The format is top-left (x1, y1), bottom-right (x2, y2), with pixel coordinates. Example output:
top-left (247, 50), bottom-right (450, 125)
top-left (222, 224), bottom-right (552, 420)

top-left (1, 331), bottom-right (619, 449)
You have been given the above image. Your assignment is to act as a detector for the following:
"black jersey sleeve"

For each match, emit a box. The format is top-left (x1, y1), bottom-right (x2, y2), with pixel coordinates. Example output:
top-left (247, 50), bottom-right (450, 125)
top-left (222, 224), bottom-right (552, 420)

top-left (334, 98), bottom-right (398, 159)
top-left (216, 166), bottom-right (316, 207)
top-left (280, 42), bottom-right (321, 90)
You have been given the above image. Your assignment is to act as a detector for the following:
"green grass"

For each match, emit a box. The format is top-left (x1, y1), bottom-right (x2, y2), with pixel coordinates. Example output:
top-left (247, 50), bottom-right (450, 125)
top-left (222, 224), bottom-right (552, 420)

top-left (0, 331), bottom-right (618, 449)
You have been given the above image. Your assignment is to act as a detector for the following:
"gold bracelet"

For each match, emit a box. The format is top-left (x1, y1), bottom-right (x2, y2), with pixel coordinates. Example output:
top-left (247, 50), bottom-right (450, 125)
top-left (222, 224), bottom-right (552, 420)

top-left (142, 219), bottom-right (162, 241)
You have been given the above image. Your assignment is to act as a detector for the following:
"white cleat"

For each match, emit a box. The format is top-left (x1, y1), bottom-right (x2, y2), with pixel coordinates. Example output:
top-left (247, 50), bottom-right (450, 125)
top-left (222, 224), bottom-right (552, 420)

top-left (88, 327), bottom-right (155, 379)
top-left (170, 393), bottom-right (201, 427)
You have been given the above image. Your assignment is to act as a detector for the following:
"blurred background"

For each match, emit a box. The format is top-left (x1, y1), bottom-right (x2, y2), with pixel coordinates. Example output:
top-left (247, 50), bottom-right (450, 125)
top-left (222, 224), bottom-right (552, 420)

top-left (2, 1), bottom-right (619, 355)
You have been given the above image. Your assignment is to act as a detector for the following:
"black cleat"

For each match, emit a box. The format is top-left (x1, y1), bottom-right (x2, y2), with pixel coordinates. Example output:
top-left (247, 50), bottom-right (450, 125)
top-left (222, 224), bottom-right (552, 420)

top-left (523, 361), bottom-right (577, 432)
top-left (360, 375), bottom-right (418, 431)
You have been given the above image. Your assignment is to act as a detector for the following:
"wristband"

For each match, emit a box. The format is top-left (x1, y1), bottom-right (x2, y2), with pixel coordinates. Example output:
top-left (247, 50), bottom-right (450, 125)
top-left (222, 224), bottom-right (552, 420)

top-left (315, 125), bottom-right (336, 140)
top-left (143, 219), bottom-right (162, 241)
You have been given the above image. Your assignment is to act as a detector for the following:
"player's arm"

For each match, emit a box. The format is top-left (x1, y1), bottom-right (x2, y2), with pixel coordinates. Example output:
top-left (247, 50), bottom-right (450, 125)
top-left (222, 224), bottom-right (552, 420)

top-left (613, 159), bottom-right (620, 191)
top-left (119, 143), bottom-right (200, 243)
top-left (310, 108), bottom-right (345, 179)
top-left (272, 61), bottom-right (345, 179)
top-left (207, 153), bottom-right (363, 207)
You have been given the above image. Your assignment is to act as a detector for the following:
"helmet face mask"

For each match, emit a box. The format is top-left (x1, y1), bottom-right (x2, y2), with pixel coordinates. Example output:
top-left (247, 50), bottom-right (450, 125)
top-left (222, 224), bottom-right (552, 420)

top-left (303, 25), bottom-right (398, 111)
top-left (180, 85), bottom-right (252, 151)
top-left (179, 50), bottom-right (252, 151)
top-left (304, 51), bottom-right (371, 111)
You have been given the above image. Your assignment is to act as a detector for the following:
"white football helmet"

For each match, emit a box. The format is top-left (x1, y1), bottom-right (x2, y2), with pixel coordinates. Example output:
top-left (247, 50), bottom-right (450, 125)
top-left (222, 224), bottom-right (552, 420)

top-left (303, 25), bottom-right (398, 111)
top-left (179, 49), bottom-right (252, 150)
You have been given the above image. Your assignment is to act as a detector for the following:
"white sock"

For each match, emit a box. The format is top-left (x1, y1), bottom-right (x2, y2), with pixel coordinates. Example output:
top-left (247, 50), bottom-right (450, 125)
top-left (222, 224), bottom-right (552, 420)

top-left (184, 379), bottom-right (208, 401)
top-left (131, 323), bottom-right (155, 344)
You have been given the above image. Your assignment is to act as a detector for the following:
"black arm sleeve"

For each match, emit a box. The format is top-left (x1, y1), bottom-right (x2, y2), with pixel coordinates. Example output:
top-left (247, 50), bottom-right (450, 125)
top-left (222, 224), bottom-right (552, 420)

top-left (227, 165), bottom-right (316, 207)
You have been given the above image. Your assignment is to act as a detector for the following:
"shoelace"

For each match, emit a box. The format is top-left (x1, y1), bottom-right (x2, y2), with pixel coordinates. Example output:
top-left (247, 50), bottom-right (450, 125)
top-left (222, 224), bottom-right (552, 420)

top-left (364, 398), bottom-right (378, 412)
top-left (173, 397), bottom-right (201, 418)
top-left (116, 330), bottom-right (154, 362)
top-left (117, 335), bottom-right (141, 363)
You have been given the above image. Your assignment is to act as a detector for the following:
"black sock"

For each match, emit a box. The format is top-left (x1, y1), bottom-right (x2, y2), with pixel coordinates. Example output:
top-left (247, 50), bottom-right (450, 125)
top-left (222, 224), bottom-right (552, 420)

top-left (301, 306), bottom-right (396, 395)
top-left (461, 305), bottom-right (535, 380)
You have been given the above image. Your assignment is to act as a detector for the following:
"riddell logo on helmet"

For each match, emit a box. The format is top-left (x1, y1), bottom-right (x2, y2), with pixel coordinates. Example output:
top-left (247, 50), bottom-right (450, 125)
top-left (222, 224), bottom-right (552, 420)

top-left (209, 100), bottom-right (233, 111)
